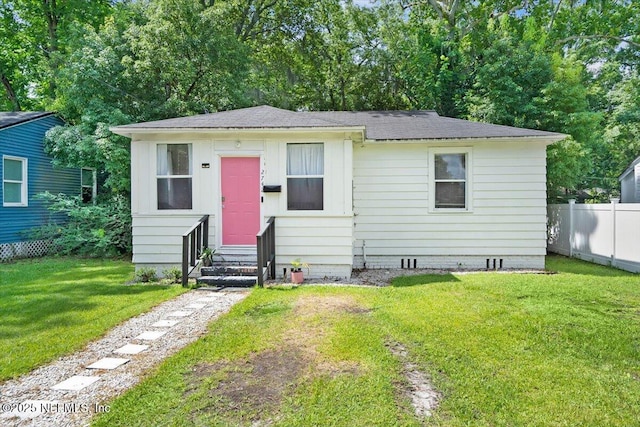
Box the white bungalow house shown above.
[111,105,566,280]
[620,155,640,203]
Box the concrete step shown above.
[211,253,257,264]
[201,265,258,277]
[196,275,257,287]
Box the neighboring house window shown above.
[81,167,97,204]
[430,148,471,211]
[3,156,28,207]
[287,143,324,210]
[157,144,192,210]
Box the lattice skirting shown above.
[0,240,52,262]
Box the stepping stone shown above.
[167,310,193,317]
[185,303,206,309]
[114,344,148,355]
[152,319,180,327]
[87,357,130,370]
[52,375,99,391]
[1,400,57,420]
[135,330,167,340]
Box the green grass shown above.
[93,256,640,426]
[0,257,186,381]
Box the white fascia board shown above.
[362,134,568,146]
[110,126,365,138]
[618,155,640,181]
[619,168,633,181]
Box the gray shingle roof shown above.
[112,105,565,140]
[0,112,53,130]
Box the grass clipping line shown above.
[185,294,440,424]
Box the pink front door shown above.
[221,157,261,245]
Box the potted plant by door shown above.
[200,247,215,267]
[290,258,308,284]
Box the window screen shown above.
[434,153,466,209]
[287,143,324,210]
[3,157,27,206]
[157,144,192,210]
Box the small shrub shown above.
[162,267,182,284]
[134,267,158,283]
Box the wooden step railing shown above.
[256,217,276,287]
[182,215,209,287]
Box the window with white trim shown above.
[157,144,192,210]
[430,149,471,211]
[3,156,28,207]
[287,143,324,210]
[81,167,97,204]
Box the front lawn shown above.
[0,257,186,381]
[94,256,640,426]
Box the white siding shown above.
[132,214,206,265]
[274,216,353,279]
[265,137,354,278]
[353,141,548,269]
[130,129,551,275]
[620,164,640,203]
[130,131,354,278]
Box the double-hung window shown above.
[430,149,471,210]
[287,143,324,210]
[157,144,192,210]
[3,156,27,207]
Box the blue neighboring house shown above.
[1,112,87,261]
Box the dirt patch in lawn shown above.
[185,294,372,424]
[387,341,441,418]
[292,293,363,316]
[188,345,307,423]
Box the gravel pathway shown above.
[0,289,248,427]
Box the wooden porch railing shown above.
[256,217,276,287]
[182,215,209,287]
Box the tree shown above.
[48,0,252,195]
[0,0,112,109]
[597,73,640,194]
[245,0,408,111]
[0,2,30,110]
[465,17,552,128]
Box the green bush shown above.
[162,267,182,284]
[31,192,132,257]
[134,267,158,283]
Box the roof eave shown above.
[110,125,366,138]
[363,134,568,145]
[0,112,55,130]
[618,155,640,181]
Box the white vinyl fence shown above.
[547,200,640,273]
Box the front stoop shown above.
[197,265,259,287]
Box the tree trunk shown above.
[1,72,21,111]
[42,0,60,95]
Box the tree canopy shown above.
[2,0,638,202]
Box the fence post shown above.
[610,197,619,268]
[568,199,576,258]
